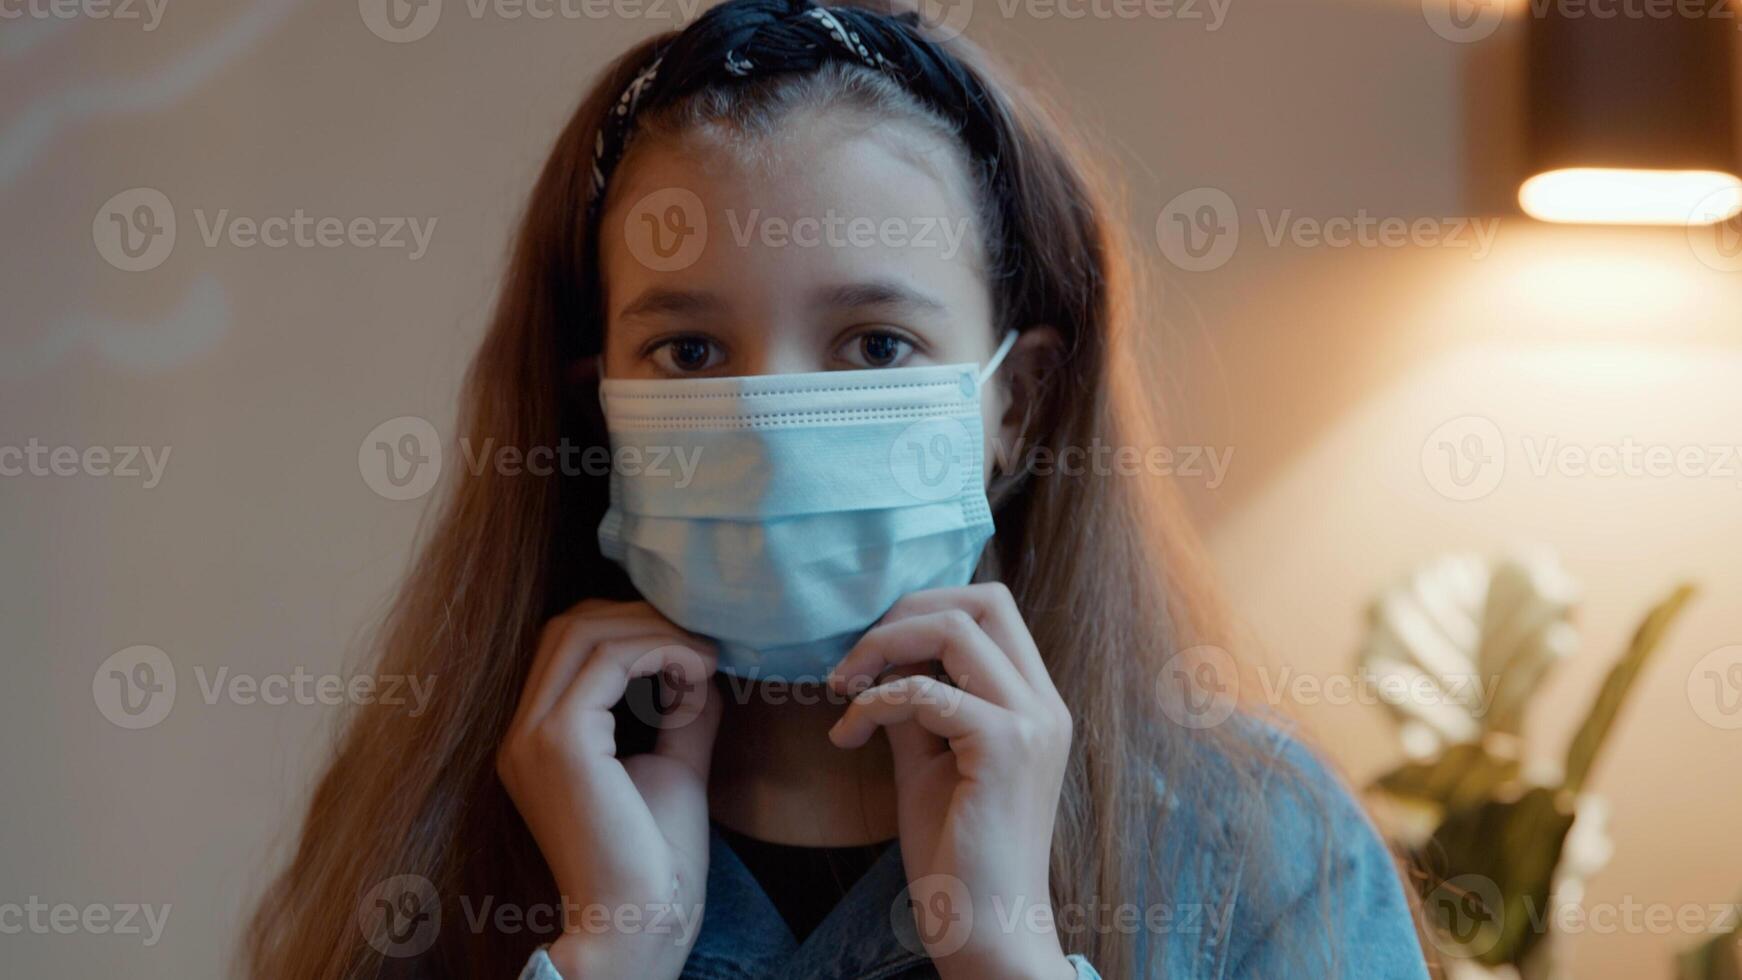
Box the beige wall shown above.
[2,0,1738,977]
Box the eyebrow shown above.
[616,288,727,323]
[614,279,949,326]
[815,279,948,314]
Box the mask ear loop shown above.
[977,329,1020,386]
[978,329,1023,493]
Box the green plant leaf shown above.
[1422,786,1576,967]
[1676,900,1742,980]
[1563,584,1697,795]
[1375,741,1522,813]
[1355,552,1578,755]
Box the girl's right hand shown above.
[498,599,720,980]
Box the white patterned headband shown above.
[587,0,1003,220]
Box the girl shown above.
[246,1,1429,977]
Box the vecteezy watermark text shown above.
[360,416,706,502]
[1156,188,1503,272]
[93,189,437,272]
[0,898,171,947]
[724,208,973,261]
[992,437,1235,489]
[0,0,166,29]
[359,0,707,44]
[1421,415,1742,502]
[0,440,170,488]
[93,646,437,730]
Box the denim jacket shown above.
[518,720,1428,979]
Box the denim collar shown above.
[682,824,928,980]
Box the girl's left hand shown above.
[827,583,1077,980]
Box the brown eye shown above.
[832,330,915,369]
[670,338,711,370]
[649,336,723,374]
[861,333,902,367]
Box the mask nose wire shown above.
[976,329,1021,386]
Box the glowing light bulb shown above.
[1517,168,1742,227]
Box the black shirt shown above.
[715,826,895,943]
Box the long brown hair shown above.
[244,4,1332,977]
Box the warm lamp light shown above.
[1519,168,1742,226]
[1521,0,1740,227]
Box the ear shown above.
[993,326,1064,464]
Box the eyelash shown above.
[839,329,916,369]
[643,329,919,375]
[644,335,724,375]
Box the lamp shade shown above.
[1521,0,1742,225]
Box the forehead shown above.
[597,112,990,319]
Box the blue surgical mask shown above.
[598,330,1019,681]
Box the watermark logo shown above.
[1688,645,1742,730]
[1424,873,1505,957]
[1422,0,1507,42]
[892,873,975,958]
[1421,415,1506,501]
[891,415,976,503]
[93,645,176,730]
[94,647,436,726]
[1688,189,1742,273]
[1157,190,1502,271]
[359,875,442,958]
[1156,187,1239,272]
[1427,0,1742,44]
[1426,420,1742,499]
[360,416,443,501]
[722,208,972,261]
[95,189,437,266]
[624,187,708,273]
[621,644,714,731]
[916,0,975,39]
[360,0,442,42]
[93,188,176,272]
[1155,644,1238,729]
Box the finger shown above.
[651,669,724,779]
[828,674,1001,748]
[866,664,948,774]
[829,610,1028,709]
[882,714,948,781]
[563,635,717,717]
[518,608,708,728]
[521,600,639,688]
[519,600,666,712]
[881,584,1054,694]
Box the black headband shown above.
[589,0,1005,217]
